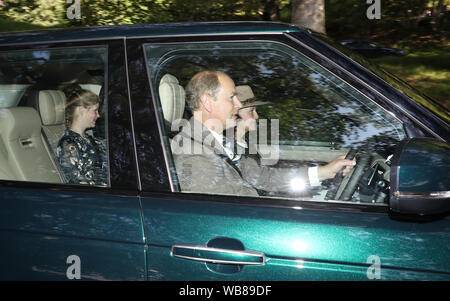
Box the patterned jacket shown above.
[56,129,107,186]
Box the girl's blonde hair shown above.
[64,88,99,127]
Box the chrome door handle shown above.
[171,244,265,265]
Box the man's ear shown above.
[200,93,212,113]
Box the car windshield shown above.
[314,34,449,124]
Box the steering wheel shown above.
[325,147,371,201]
[338,150,371,201]
[324,148,356,200]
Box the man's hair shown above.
[185,71,225,111]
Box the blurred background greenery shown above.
[0,0,448,110]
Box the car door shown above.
[127,33,450,281]
[0,38,145,280]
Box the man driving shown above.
[171,70,356,196]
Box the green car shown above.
[0,22,448,281]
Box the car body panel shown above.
[141,197,450,280]
[0,187,146,280]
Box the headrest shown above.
[0,107,42,142]
[160,74,178,85]
[38,90,66,126]
[158,74,185,123]
[0,84,30,108]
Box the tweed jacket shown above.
[170,118,310,197]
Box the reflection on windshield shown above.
[313,33,449,123]
[148,42,405,159]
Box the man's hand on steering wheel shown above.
[318,155,356,181]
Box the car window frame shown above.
[0,38,139,194]
[126,32,437,214]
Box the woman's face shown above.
[78,103,100,129]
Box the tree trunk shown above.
[291,0,326,34]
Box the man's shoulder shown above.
[172,150,221,167]
[171,131,201,155]
[171,128,224,158]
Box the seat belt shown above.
[41,129,67,183]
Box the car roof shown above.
[341,39,375,43]
[0,21,304,45]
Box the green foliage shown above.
[68,0,171,26]
[163,0,246,22]
[0,0,442,36]
[161,0,292,22]
[371,46,450,110]
[1,0,66,26]
[325,0,430,40]
[62,0,262,26]
[0,0,294,28]
[0,15,48,32]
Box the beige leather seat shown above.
[0,135,16,181]
[0,107,61,183]
[36,90,67,153]
[158,74,185,125]
[158,74,186,190]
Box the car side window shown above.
[0,46,110,187]
[144,41,406,204]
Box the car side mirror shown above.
[390,138,450,216]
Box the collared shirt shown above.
[207,128,321,186]
[208,129,246,163]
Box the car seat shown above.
[158,74,186,137]
[0,107,61,183]
[27,89,67,154]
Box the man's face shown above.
[209,74,242,130]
